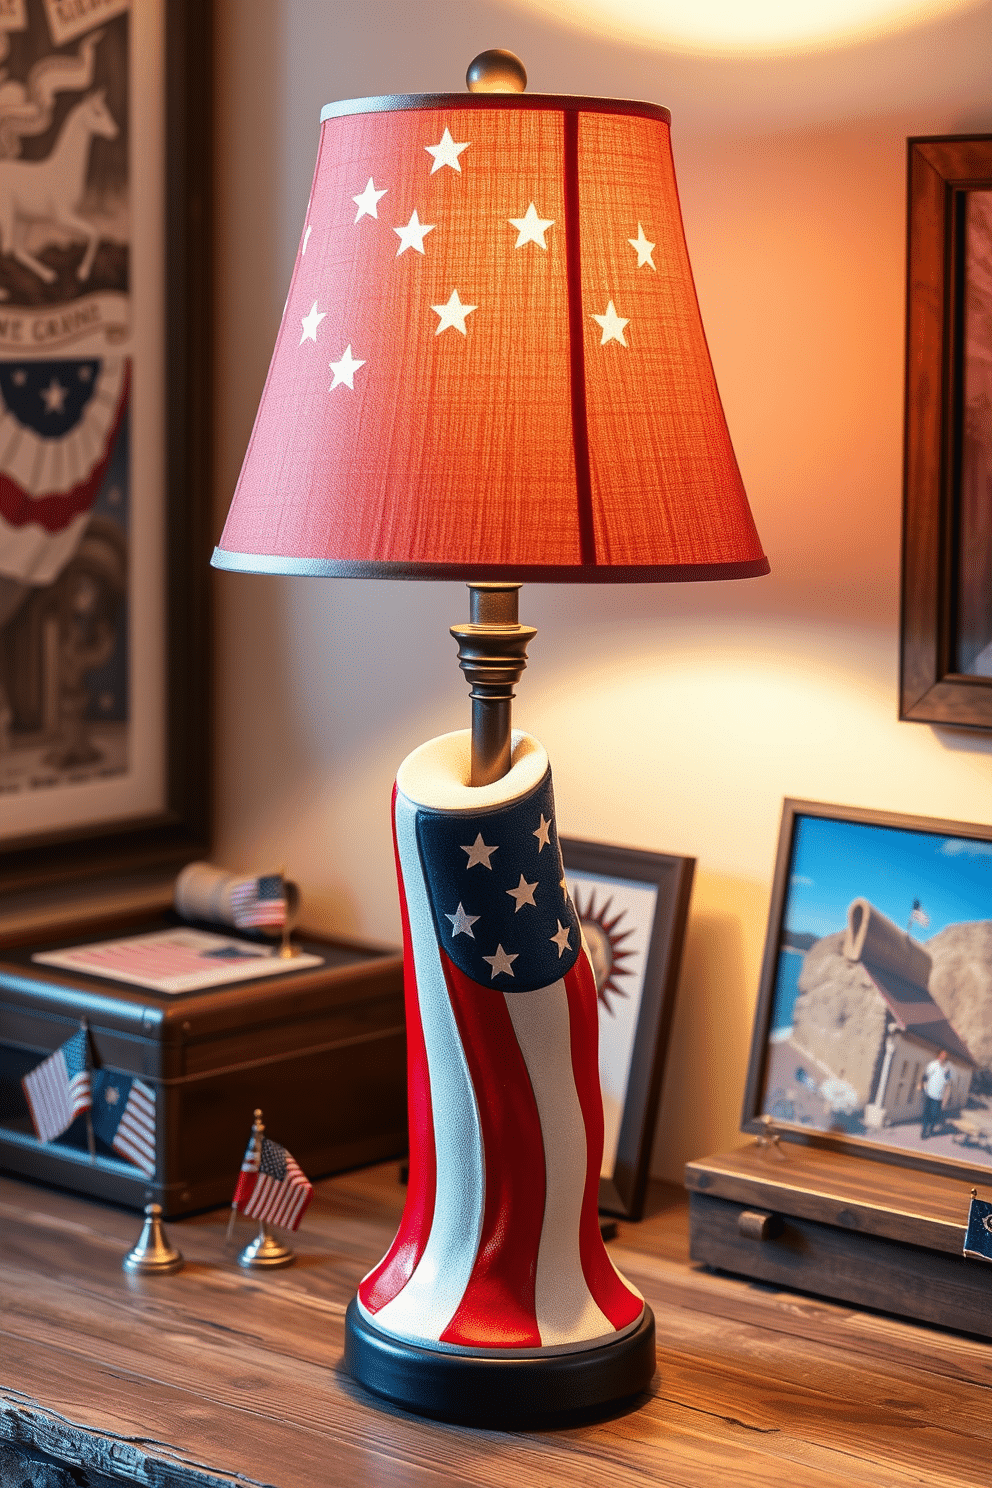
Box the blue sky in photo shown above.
[783,815,992,941]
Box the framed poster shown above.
[743,798,992,1182]
[901,134,992,729]
[0,1,212,896]
[561,836,694,1219]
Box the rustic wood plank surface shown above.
[1,1164,990,1487]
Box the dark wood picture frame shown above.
[0,3,213,899]
[560,836,694,1220]
[742,797,992,1184]
[901,134,992,729]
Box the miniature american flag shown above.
[22,1028,92,1143]
[230,873,287,931]
[91,1070,157,1177]
[233,1135,313,1232]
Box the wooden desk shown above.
[2,1163,989,1487]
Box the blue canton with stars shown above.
[0,360,100,438]
[91,1069,138,1147]
[415,769,582,993]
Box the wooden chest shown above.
[0,911,406,1216]
[685,1143,992,1338]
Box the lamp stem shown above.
[450,584,536,787]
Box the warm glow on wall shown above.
[501,0,985,54]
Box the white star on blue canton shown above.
[506,875,538,911]
[550,921,571,956]
[483,944,518,979]
[462,834,499,869]
[446,902,479,938]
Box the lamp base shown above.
[344,1300,656,1427]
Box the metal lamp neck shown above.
[450,583,536,787]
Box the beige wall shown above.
[212,0,992,1183]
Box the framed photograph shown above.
[743,798,992,1181]
[561,836,694,1219]
[0,1,212,897]
[901,134,992,729]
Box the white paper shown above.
[33,927,322,994]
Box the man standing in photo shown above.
[920,1049,952,1140]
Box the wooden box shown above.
[685,1143,992,1338]
[0,911,406,1216]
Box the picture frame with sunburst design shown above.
[561,836,695,1219]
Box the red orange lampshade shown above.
[213,91,768,583]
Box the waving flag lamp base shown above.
[344,1298,656,1427]
[343,584,654,1426]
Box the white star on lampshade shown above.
[104,1086,120,1105]
[550,921,572,956]
[299,300,326,344]
[533,815,552,851]
[394,209,435,256]
[506,875,538,911]
[425,127,470,173]
[40,378,68,414]
[628,222,656,269]
[446,902,480,938]
[483,944,518,979]
[591,301,629,347]
[461,833,499,869]
[302,224,313,254]
[329,345,365,390]
[431,289,477,336]
[508,203,554,250]
[353,177,387,221]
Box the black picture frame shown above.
[560,836,694,1220]
[0,2,213,900]
[901,133,992,729]
[742,797,992,1183]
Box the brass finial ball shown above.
[466,49,527,94]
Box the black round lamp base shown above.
[344,1299,656,1428]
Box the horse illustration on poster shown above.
[0,88,118,292]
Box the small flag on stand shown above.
[230,872,288,932]
[22,1027,92,1144]
[92,1070,157,1177]
[232,1129,313,1232]
[909,899,930,931]
[964,1191,992,1263]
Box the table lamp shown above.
[213,49,768,1426]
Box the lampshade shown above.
[213,91,768,583]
